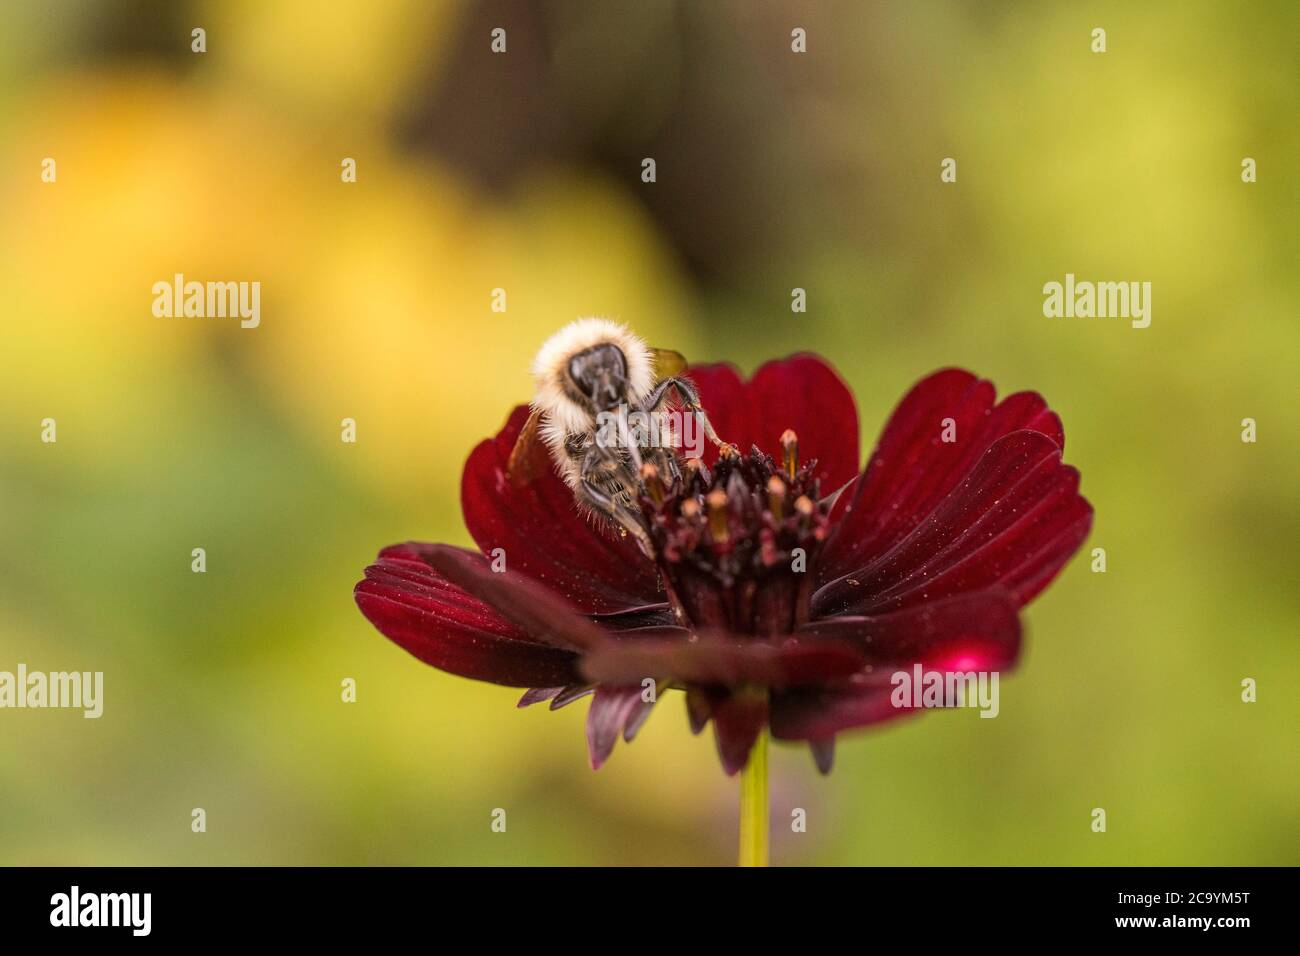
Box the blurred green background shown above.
[1,0,1296,865]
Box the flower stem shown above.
[738,729,769,867]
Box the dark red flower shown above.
[355,358,1091,775]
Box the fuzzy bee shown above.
[507,318,723,554]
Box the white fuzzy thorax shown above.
[531,318,655,484]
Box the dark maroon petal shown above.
[867,471,1091,614]
[815,430,1089,615]
[770,683,910,742]
[712,691,769,776]
[798,590,1022,670]
[355,549,582,688]
[689,355,860,493]
[550,684,596,710]
[683,363,748,454]
[586,685,655,769]
[772,592,1022,741]
[415,542,609,650]
[820,369,1066,583]
[685,686,718,735]
[578,630,867,688]
[461,405,661,614]
[809,738,836,775]
[623,688,658,741]
[517,687,562,708]
[1000,512,1093,606]
[744,355,861,493]
[590,603,676,631]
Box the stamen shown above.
[706,489,730,543]
[683,457,708,490]
[640,462,665,506]
[780,429,799,479]
[635,430,831,636]
[725,471,748,513]
[766,475,786,521]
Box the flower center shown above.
[637,430,830,636]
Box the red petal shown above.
[355,546,582,688]
[798,590,1022,669]
[772,591,1021,741]
[681,363,747,453]
[819,369,1079,596]
[685,686,720,735]
[461,405,661,614]
[688,355,860,493]
[712,691,769,776]
[869,476,1091,614]
[591,603,676,631]
[578,628,867,688]
[416,543,609,650]
[815,430,1091,615]
[770,684,907,742]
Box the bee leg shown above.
[577,477,654,558]
[641,376,725,450]
[615,406,643,472]
[648,446,681,486]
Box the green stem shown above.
[738,729,769,867]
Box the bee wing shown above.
[506,406,552,488]
[649,347,688,380]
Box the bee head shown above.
[532,319,654,438]
[565,342,628,412]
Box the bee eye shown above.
[567,344,627,405]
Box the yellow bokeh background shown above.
[1,1,1296,864]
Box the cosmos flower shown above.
[355,357,1091,775]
